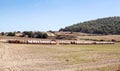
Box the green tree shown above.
[1,32,4,36]
[42,33,48,38]
[59,16,120,35]
[7,32,15,36]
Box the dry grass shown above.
[0,42,120,71]
[78,35,120,41]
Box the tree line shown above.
[0,31,48,39]
[60,16,120,35]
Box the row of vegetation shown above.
[60,16,120,35]
[79,38,117,42]
[0,31,48,39]
[1,32,15,36]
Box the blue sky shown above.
[0,0,120,32]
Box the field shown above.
[78,35,120,42]
[0,41,120,71]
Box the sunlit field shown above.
[0,42,120,71]
[78,35,120,42]
[1,0,120,71]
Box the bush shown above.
[7,32,15,36]
[42,33,48,38]
[1,32,4,36]
[111,39,116,42]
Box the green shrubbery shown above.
[60,16,120,35]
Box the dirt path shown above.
[0,42,120,71]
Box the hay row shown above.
[7,39,115,45]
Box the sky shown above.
[0,0,120,32]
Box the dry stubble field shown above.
[0,42,120,71]
[78,35,120,41]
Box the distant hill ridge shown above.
[60,16,120,35]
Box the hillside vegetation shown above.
[60,17,120,35]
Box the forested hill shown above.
[59,17,120,35]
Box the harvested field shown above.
[78,35,120,41]
[0,42,120,71]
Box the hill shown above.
[59,17,120,35]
